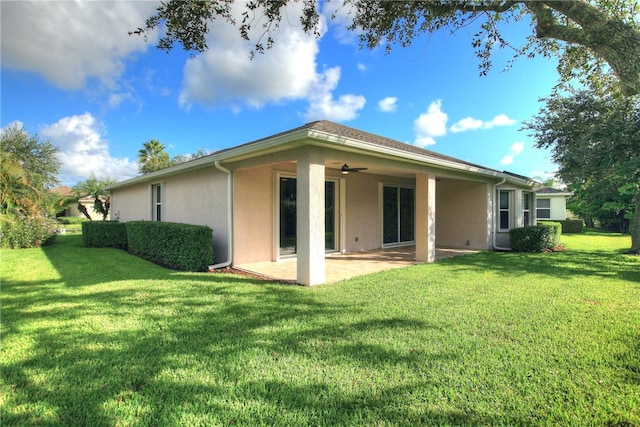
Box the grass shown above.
[1,230,639,426]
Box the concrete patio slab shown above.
[234,247,476,284]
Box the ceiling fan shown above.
[341,163,368,174]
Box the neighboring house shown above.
[534,187,573,221]
[50,186,110,220]
[108,120,538,285]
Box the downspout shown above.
[492,177,511,251]
[210,161,233,269]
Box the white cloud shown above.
[500,142,525,165]
[357,63,367,72]
[1,1,158,89]
[303,67,366,121]
[321,1,359,45]
[450,113,517,133]
[40,113,138,185]
[487,114,517,128]
[450,117,484,133]
[413,100,448,147]
[177,1,363,119]
[378,97,398,113]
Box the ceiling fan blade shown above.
[341,163,368,174]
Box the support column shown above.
[416,173,436,262]
[297,149,325,285]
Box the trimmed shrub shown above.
[0,216,58,248]
[539,219,583,234]
[560,219,584,233]
[126,221,213,272]
[82,221,128,248]
[537,221,562,236]
[510,225,560,253]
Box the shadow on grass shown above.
[2,235,523,426]
[437,248,640,284]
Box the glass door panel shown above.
[325,181,336,251]
[383,185,415,246]
[383,186,399,244]
[399,187,415,242]
[279,178,337,256]
[279,177,297,256]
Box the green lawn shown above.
[1,231,639,426]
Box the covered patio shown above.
[234,246,476,284]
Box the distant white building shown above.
[534,187,573,221]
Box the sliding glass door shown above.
[383,185,415,246]
[278,177,337,257]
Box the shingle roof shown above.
[221,120,500,173]
[535,187,571,194]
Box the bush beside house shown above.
[126,221,214,272]
[510,223,561,252]
[82,221,128,248]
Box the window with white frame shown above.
[499,190,510,231]
[536,198,551,219]
[152,183,162,221]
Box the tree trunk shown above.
[528,1,640,96]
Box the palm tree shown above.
[0,149,41,218]
[137,139,170,174]
[72,175,117,221]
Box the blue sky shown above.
[1,1,560,186]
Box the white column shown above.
[416,173,436,262]
[514,189,523,228]
[296,149,325,285]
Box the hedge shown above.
[538,219,584,234]
[560,219,584,233]
[82,221,128,248]
[510,224,560,253]
[126,221,214,272]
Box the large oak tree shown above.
[524,89,640,253]
[136,0,640,96]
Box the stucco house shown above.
[534,187,573,221]
[108,120,537,285]
[51,186,110,221]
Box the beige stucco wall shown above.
[436,179,491,250]
[110,167,231,265]
[111,182,149,222]
[343,172,381,252]
[233,166,278,264]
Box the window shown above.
[522,193,531,226]
[536,198,551,219]
[152,184,162,221]
[383,185,415,246]
[499,190,510,231]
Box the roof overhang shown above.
[107,127,535,190]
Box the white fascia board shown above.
[305,129,508,180]
[107,129,310,191]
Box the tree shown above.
[170,149,214,166]
[137,139,171,174]
[0,124,60,217]
[72,174,117,221]
[135,0,640,96]
[1,123,60,190]
[0,124,61,248]
[523,88,640,253]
